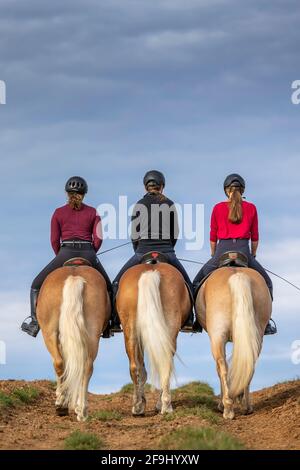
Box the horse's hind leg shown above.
[45,332,69,416]
[159,343,175,414]
[241,385,253,415]
[211,335,234,420]
[75,359,93,422]
[126,334,147,416]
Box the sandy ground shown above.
[0,379,299,450]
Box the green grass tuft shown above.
[119,383,152,394]
[159,426,244,450]
[89,410,123,422]
[12,386,40,404]
[163,405,220,424]
[64,431,104,450]
[119,383,134,394]
[173,381,216,409]
[0,391,15,409]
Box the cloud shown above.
[0,0,299,392]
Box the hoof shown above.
[223,409,235,420]
[76,414,88,422]
[132,408,145,416]
[243,406,253,415]
[55,406,69,417]
[161,404,173,414]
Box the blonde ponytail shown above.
[68,192,84,210]
[227,187,243,224]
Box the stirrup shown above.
[180,317,193,333]
[110,324,123,334]
[21,317,40,337]
[264,319,277,335]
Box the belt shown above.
[219,238,249,243]
[61,240,93,248]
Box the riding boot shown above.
[110,282,122,333]
[21,288,40,337]
[181,307,202,333]
[264,288,277,335]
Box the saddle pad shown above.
[63,257,92,267]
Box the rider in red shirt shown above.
[193,173,276,335]
[21,176,112,337]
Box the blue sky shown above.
[0,0,300,393]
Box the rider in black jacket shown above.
[111,170,201,333]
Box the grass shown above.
[119,383,152,394]
[89,410,123,422]
[173,381,216,409]
[0,391,15,409]
[64,431,104,450]
[159,426,244,450]
[0,386,40,410]
[163,405,220,425]
[12,386,40,404]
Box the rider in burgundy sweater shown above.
[21,176,112,337]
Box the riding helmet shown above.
[143,170,166,188]
[65,176,88,194]
[223,173,245,194]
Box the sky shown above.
[0,0,300,394]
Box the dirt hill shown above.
[0,379,299,450]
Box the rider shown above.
[111,170,201,333]
[192,173,277,335]
[21,176,112,337]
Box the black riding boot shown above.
[181,308,202,333]
[264,287,277,335]
[21,288,40,337]
[110,282,122,333]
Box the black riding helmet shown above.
[223,173,245,195]
[143,170,166,188]
[65,176,88,194]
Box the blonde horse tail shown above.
[59,275,89,409]
[136,270,175,388]
[228,272,261,398]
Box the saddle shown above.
[194,251,249,300]
[218,251,248,268]
[140,251,169,265]
[63,257,92,267]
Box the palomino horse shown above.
[117,262,191,415]
[37,262,110,421]
[195,267,272,419]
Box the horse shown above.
[195,266,272,419]
[116,261,191,415]
[36,261,110,421]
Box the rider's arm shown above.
[250,205,259,256]
[251,241,258,257]
[210,241,217,256]
[50,210,61,255]
[131,203,140,252]
[92,211,103,252]
[170,204,179,247]
[210,205,218,255]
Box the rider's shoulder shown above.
[213,201,227,211]
[242,200,257,211]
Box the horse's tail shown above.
[59,275,89,409]
[228,272,261,398]
[136,270,175,388]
